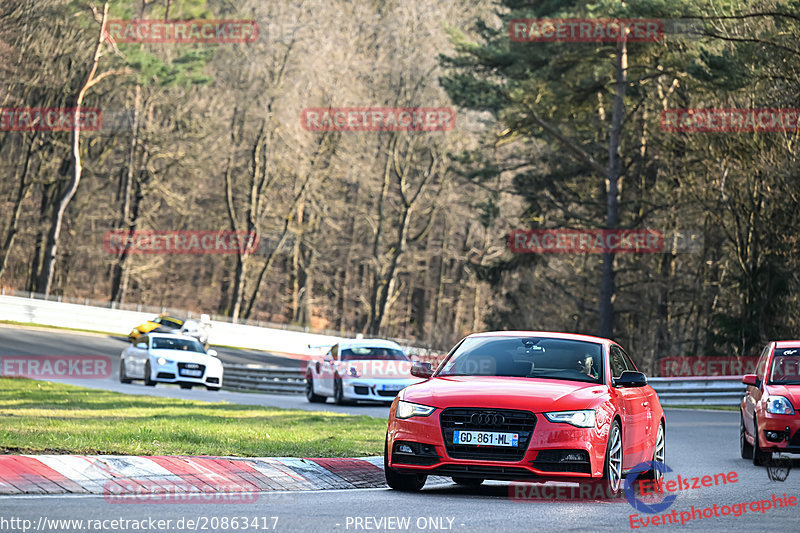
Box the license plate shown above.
[381,384,405,391]
[179,369,203,377]
[453,430,518,447]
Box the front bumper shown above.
[149,358,223,387]
[758,412,800,453]
[342,378,419,402]
[387,408,607,480]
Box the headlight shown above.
[544,410,596,428]
[396,400,435,419]
[765,396,795,415]
[156,357,172,366]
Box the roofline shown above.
[466,330,612,344]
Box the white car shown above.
[119,333,223,391]
[305,339,424,404]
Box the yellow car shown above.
[128,314,185,343]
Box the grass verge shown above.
[0,378,385,457]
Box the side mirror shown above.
[411,362,433,379]
[742,374,758,386]
[135,342,147,350]
[614,370,647,388]
[207,349,218,357]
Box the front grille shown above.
[790,429,800,447]
[177,362,205,377]
[206,377,219,384]
[353,386,369,395]
[531,449,591,473]
[156,372,175,379]
[377,390,399,397]
[440,408,536,461]
[432,464,535,480]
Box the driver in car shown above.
[578,354,599,380]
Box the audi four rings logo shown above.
[471,412,505,426]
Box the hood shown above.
[402,376,607,412]
[765,383,800,407]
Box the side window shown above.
[620,348,639,373]
[756,344,770,380]
[330,345,339,361]
[139,335,148,347]
[609,345,630,378]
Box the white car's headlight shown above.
[765,396,795,415]
[396,400,435,419]
[156,357,172,366]
[544,410,596,428]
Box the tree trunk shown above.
[40,2,110,297]
[599,36,627,338]
[0,136,34,283]
[110,85,142,303]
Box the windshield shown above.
[769,349,800,384]
[340,347,408,361]
[437,336,604,384]
[151,337,205,353]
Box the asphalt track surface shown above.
[2,326,800,532]
[0,325,390,417]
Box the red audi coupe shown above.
[740,340,800,465]
[384,331,665,493]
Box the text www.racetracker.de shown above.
[0,516,280,532]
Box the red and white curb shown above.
[0,455,387,497]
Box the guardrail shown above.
[220,366,747,406]
[0,292,443,360]
[646,376,744,406]
[222,364,306,394]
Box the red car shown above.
[384,331,665,493]
[740,341,800,465]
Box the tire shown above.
[596,419,623,497]
[740,413,754,459]
[143,361,156,387]
[180,384,192,390]
[206,386,221,391]
[333,376,347,405]
[119,360,132,384]
[452,477,484,486]
[640,421,665,480]
[306,376,326,403]
[384,437,426,491]
[752,418,771,466]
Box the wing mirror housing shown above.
[613,370,647,388]
[207,349,218,357]
[411,362,433,379]
[742,374,759,386]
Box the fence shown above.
[221,364,747,406]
